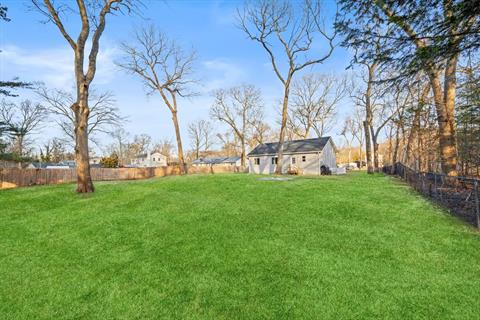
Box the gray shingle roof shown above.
[192,156,241,165]
[247,137,332,156]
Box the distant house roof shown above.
[135,152,166,159]
[29,162,53,169]
[192,156,241,165]
[59,160,76,168]
[29,161,74,169]
[247,137,334,156]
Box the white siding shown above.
[248,155,275,174]
[320,140,336,168]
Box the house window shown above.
[152,157,155,161]
[292,157,296,164]
[271,157,278,165]
[254,158,260,165]
[302,155,306,162]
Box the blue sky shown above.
[0,0,354,154]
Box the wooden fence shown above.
[0,165,240,190]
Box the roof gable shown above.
[247,137,332,156]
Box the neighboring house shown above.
[89,156,102,165]
[247,137,337,175]
[131,151,168,167]
[191,156,241,167]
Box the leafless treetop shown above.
[117,25,197,101]
[37,87,126,143]
[237,0,337,83]
[0,100,47,136]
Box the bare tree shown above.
[37,88,125,146]
[131,134,152,156]
[210,84,263,167]
[188,119,215,159]
[404,82,430,166]
[0,120,9,153]
[351,105,365,166]
[367,81,411,172]
[238,0,336,174]
[108,128,130,166]
[106,131,159,166]
[117,25,196,173]
[32,0,136,192]
[152,139,175,161]
[216,130,241,157]
[340,116,356,164]
[40,138,67,163]
[351,62,378,173]
[289,73,348,138]
[250,120,273,146]
[0,100,46,156]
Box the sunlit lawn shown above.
[1,173,479,319]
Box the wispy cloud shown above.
[200,58,248,92]
[210,1,237,27]
[0,43,120,89]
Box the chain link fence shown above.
[383,163,480,228]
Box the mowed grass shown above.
[1,173,480,319]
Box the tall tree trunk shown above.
[364,120,373,173]
[373,141,379,171]
[364,62,376,174]
[16,135,24,157]
[405,107,421,165]
[171,110,186,174]
[73,98,94,193]
[428,69,458,176]
[391,125,401,174]
[358,143,363,168]
[371,127,380,172]
[417,129,423,171]
[405,83,429,166]
[240,136,246,168]
[388,125,394,164]
[276,79,291,175]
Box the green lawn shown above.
[1,173,479,319]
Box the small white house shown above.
[247,137,337,175]
[131,151,167,167]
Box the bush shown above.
[100,153,119,168]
